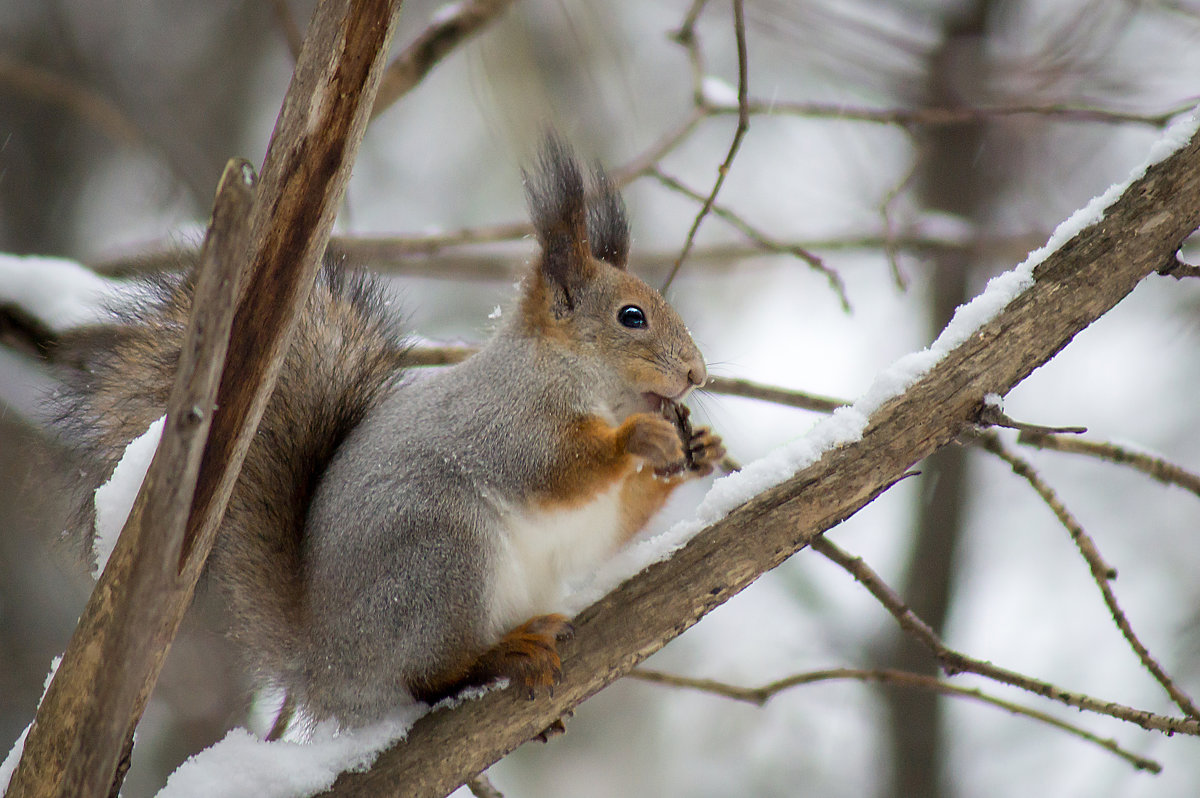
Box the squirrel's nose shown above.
[686,357,707,389]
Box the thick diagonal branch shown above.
[323,125,1200,797]
[6,2,404,796]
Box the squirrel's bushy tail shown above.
[54,261,407,683]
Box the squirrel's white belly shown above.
[487,480,626,637]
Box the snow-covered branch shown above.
[321,116,1200,797]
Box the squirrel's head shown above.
[519,134,707,419]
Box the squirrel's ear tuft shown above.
[524,133,593,312]
[587,164,629,270]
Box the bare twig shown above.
[662,0,750,293]
[1018,430,1200,501]
[878,147,923,289]
[649,168,848,308]
[371,0,518,120]
[610,107,707,187]
[628,666,1162,772]
[703,376,843,413]
[1157,251,1200,279]
[710,98,1195,129]
[812,534,1200,735]
[670,0,713,105]
[977,433,1200,719]
[396,347,846,415]
[978,404,1088,436]
[84,229,1048,281]
[0,53,145,147]
[465,773,505,798]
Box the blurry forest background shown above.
[3,0,1200,796]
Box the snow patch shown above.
[0,253,122,332]
[156,705,424,798]
[93,415,165,576]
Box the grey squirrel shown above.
[54,135,725,728]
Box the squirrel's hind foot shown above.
[469,613,575,699]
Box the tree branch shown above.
[7,159,256,798]
[370,0,517,120]
[1018,429,1200,501]
[977,432,1200,719]
[662,0,750,293]
[321,121,1200,797]
[811,535,1199,736]
[5,1,405,795]
[710,98,1193,129]
[0,54,145,148]
[628,666,1162,773]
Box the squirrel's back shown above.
[54,262,408,684]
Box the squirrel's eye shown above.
[618,305,647,329]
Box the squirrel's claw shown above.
[535,716,570,742]
[687,427,726,477]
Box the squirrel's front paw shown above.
[469,614,575,699]
[622,413,687,472]
[685,426,726,477]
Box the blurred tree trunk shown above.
[878,4,997,797]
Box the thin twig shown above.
[1157,252,1200,279]
[709,98,1195,129]
[811,534,1200,736]
[670,0,710,105]
[370,0,518,120]
[649,168,848,308]
[396,346,847,415]
[628,667,1162,773]
[87,229,1048,280]
[977,433,1200,719]
[1018,430,1200,501]
[703,376,844,413]
[465,773,505,798]
[610,107,707,187]
[878,146,923,289]
[978,404,1088,436]
[662,0,750,293]
[0,53,145,147]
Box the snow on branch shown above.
[317,110,1200,798]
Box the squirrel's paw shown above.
[472,613,575,700]
[623,413,687,472]
[685,426,726,477]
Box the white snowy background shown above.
[2,1,1200,796]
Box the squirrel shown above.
[52,134,725,729]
